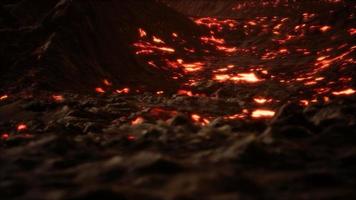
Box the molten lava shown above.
[0,95,8,101]
[17,124,28,131]
[132,117,144,125]
[251,110,275,118]
[332,89,355,96]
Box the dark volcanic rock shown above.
[0,0,206,92]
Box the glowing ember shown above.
[156,91,164,95]
[52,95,64,102]
[17,124,28,131]
[225,113,247,120]
[177,90,193,96]
[300,100,310,106]
[132,117,144,125]
[348,28,356,36]
[103,79,112,86]
[194,17,238,31]
[216,46,238,53]
[133,42,175,54]
[95,87,105,93]
[253,98,271,104]
[153,36,165,44]
[214,73,262,83]
[332,88,355,96]
[116,88,130,94]
[320,26,331,32]
[251,109,275,118]
[127,135,136,141]
[167,59,205,73]
[191,114,210,125]
[0,95,8,101]
[1,133,9,140]
[200,36,225,45]
[138,28,147,38]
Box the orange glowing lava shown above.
[214,73,262,83]
[17,124,28,131]
[0,95,8,101]
[132,117,144,125]
[191,114,210,125]
[200,36,225,45]
[320,26,331,32]
[251,109,275,118]
[95,87,105,93]
[116,88,130,94]
[167,59,205,73]
[332,88,355,96]
[253,98,271,104]
[103,79,112,86]
[52,95,64,102]
[153,36,165,44]
[138,28,147,38]
[177,90,193,96]
[1,133,9,140]
[348,28,356,36]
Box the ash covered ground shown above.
[1,0,356,199]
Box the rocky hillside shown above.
[0,0,205,93]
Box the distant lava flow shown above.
[91,0,355,124]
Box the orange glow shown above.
[216,46,238,53]
[348,28,356,36]
[226,113,246,120]
[127,135,137,141]
[320,26,331,32]
[103,79,112,86]
[133,42,175,54]
[1,133,9,140]
[251,109,275,118]
[17,124,28,131]
[191,114,201,122]
[95,87,105,93]
[214,73,262,83]
[278,48,289,54]
[191,114,210,125]
[156,91,164,95]
[0,95,8,101]
[131,117,144,125]
[324,96,330,103]
[52,95,64,102]
[332,88,355,96]
[116,88,130,94]
[153,36,165,44]
[177,90,193,96]
[253,98,271,104]
[167,59,205,73]
[138,28,147,38]
[194,17,237,31]
[181,62,204,73]
[231,73,261,83]
[300,100,310,106]
[200,36,225,45]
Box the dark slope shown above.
[0,0,205,92]
[163,0,355,18]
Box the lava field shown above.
[1,0,356,199]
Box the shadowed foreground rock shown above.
[0,0,205,92]
[0,93,356,200]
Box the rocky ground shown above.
[1,92,356,200]
[1,0,356,199]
